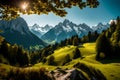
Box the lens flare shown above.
[22,2,28,10]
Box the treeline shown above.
[58,31,99,47]
[0,37,29,66]
[0,28,99,66]
[5,68,52,80]
[30,31,99,65]
[0,36,56,66]
[96,16,120,59]
[45,47,82,66]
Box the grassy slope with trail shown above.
[41,42,120,80]
[0,43,120,80]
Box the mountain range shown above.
[0,17,110,48]
[0,17,46,49]
[30,19,109,43]
[41,19,93,42]
[29,24,53,38]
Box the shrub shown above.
[63,54,71,65]
[47,55,55,65]
[6,68,52,80]
[73,47,81,59]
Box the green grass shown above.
[0,42,120,80]
[47,46,76,65]
[45,42,120,80]
[33,63,56,70]
[79,43,96,56]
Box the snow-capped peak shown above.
[63,19,71,25]
[92,22,109,33]
[43,24,53,31]
[97,22,104,26]
[31,23,40,29]
[63,19,70,23]
[41,19,93,42]
[30,24,53,37]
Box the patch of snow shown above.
[62,25,72,32]
[73,26,79,34]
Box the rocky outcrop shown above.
[48,63,106,80]
[49,68,88,80]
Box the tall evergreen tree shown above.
[73,47,81,59]
[73,36,79,46]
[88,31,92,42]
[47,55,55,65]
[63,54,71,65]
[96,33,111,59]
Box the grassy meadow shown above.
[0,42,120,80]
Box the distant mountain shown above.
[92,22,109,33]
[30,24,53,38]
[41,19,93,42]
[0,17,47,49]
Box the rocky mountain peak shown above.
[97,22,104,26]
[0,17,46,48]
[0,17,30,35]
[92,22,109,33]
[63,19,70,23]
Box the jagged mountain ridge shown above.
[41,19,93,42]
[29,19,110,43]
[92,22,109,33]
[0,17,47,49]
[30,24,53,38]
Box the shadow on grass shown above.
[73,62,106,80]
[98,58,120,64]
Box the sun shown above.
[21,2,28,10]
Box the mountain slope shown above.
[92,22,109,33]
[0,17,46,49]
[30,24,53,38]
[41,19,93,42]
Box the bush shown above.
[73,47,81,59]
[62,54,71,65]
[6,68,52,80]
[47,55,55,65]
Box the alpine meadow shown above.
[0,0,120,80]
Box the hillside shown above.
[1,18,120,79]
[33,43,120,80]
[0,17,47,49]
[1,42,119,80]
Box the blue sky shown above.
[21,0,120,27]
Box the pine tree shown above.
[73,47,81,59]
[88,31,92,42]
[73,36,78,46]
[96,33,111,59]
[63,54,71,65]
[47,55,55,65]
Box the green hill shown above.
[0,42,120,80]
[33,43,120,80]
